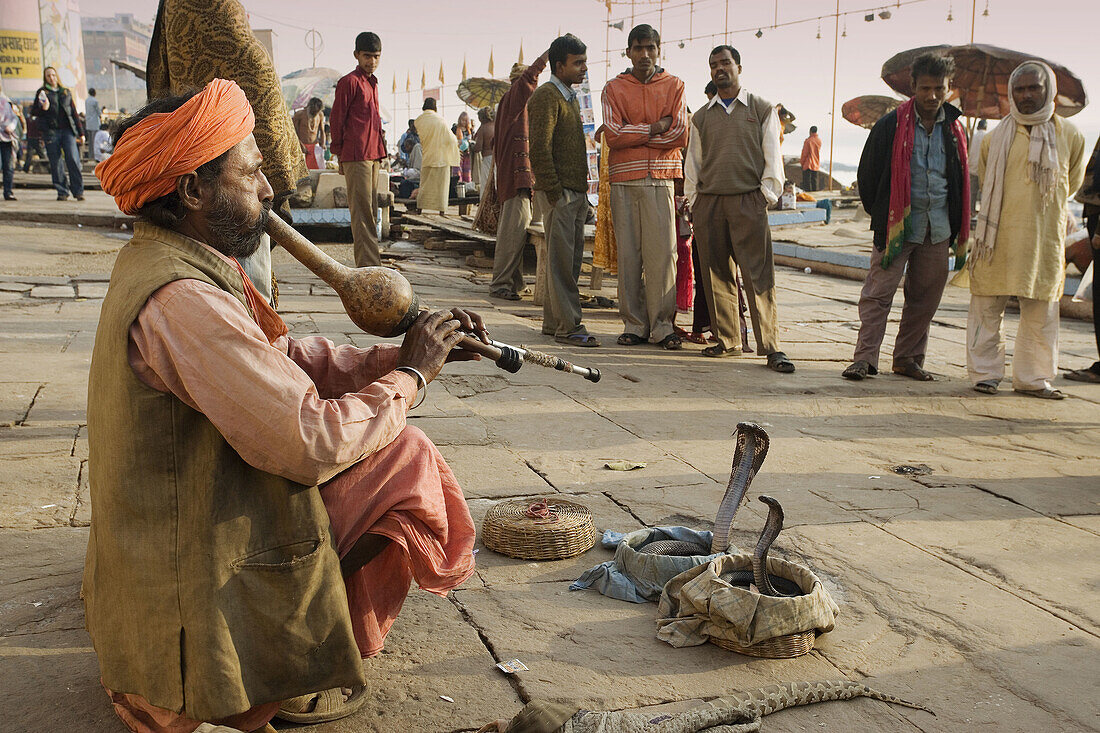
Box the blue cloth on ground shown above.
[570,527,727,603]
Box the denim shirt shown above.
[550,74,577,102]
[909,106,951,244]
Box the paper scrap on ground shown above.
[496,659,529,674]
[605,460,646,471]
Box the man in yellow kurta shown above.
[414,97,460,213]
[967,61,1086,399]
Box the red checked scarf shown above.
[883,98,970,268]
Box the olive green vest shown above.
[691,92,774,196]
[83,223,364,720]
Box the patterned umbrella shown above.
[881,44,1087,119]
[457,77,511,109]
[842,95,902,129]
[281,67,342,110]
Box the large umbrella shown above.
[281,67,342,110]
[881,43,1087,119]
[457,77,510,109]
[842,95,902,129]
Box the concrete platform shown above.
[0,214,1097,732]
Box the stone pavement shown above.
[0,214,1097,733]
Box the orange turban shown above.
[96,78,255,215]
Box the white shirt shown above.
[684,88,784,208]
[94,129,113,162]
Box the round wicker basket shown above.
[709,630,817,658]
[481,499,596,560]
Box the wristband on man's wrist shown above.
[395,366,427,409]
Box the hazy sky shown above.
[82,0,1097,179]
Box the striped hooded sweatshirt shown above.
[600,68,688,182]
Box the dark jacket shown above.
[857,102,966,249]
[494,53,548,201]
[31,85,83,137]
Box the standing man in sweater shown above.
[684,46,793,371]
[490,51,549,301]
[601,24,688,350]
[331,31,388,267]
[528,34,599,347]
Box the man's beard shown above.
[205,192,271,259]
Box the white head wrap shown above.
[971,61,1060,262]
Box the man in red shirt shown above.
[331,32,387,266]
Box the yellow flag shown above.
[518,41,524,64]
[488,47,494,77]
[438,61,445,85]
[406,72,411,92]
[392,73,397,94]
[421,66,426,89]
[462,56,467,81]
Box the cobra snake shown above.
[637,424,800,597]
[638,422,769,557]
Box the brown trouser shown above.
[693,191,781,354]
[853,236,950,369]
[344,159,381,267]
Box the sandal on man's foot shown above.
[277,685,368,723]
[842,360,878,380]
[1065,366,1100,383]
[684,332,709,344]
[556,332,601,347]
[893,359,934,381]
[657,333,682,350]
[1014,387,1065,400]
[489,288,521,301]
[701,344,742,358]
[616,332,645,346]
[973,380,999,394]
[766,352,795,373]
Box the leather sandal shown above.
[842,360,878,380]
[701,344,742,358]
[277,684,368,724]
[973,380,999,394]
[616,332,645,346]
[657,333,682,350]
[892,359,934,381]
[1014,387,1065,400]
[766,352,795,373]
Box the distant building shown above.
[82,13,152,112]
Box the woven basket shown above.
[709,630,817,658]
[482,499,596,560]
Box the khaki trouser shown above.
[693,191,781,354]
[853,235,950,369]
[344,159,381,267]
[491,193,531,294]
[536,189,588,337]
[967,294,1059,391]
[611,180,677,343]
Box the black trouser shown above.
[802,169,818,191]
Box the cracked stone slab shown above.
[75,283,108,299]
[438,445,551,499]
[22,379,87,427]
[0,383,39,426]
[785,521,1100,731]
[454,584,921,732]
[0,454,82,528]
[408,415,489,446]
[293,591,523,733]
[28,285,75,299]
